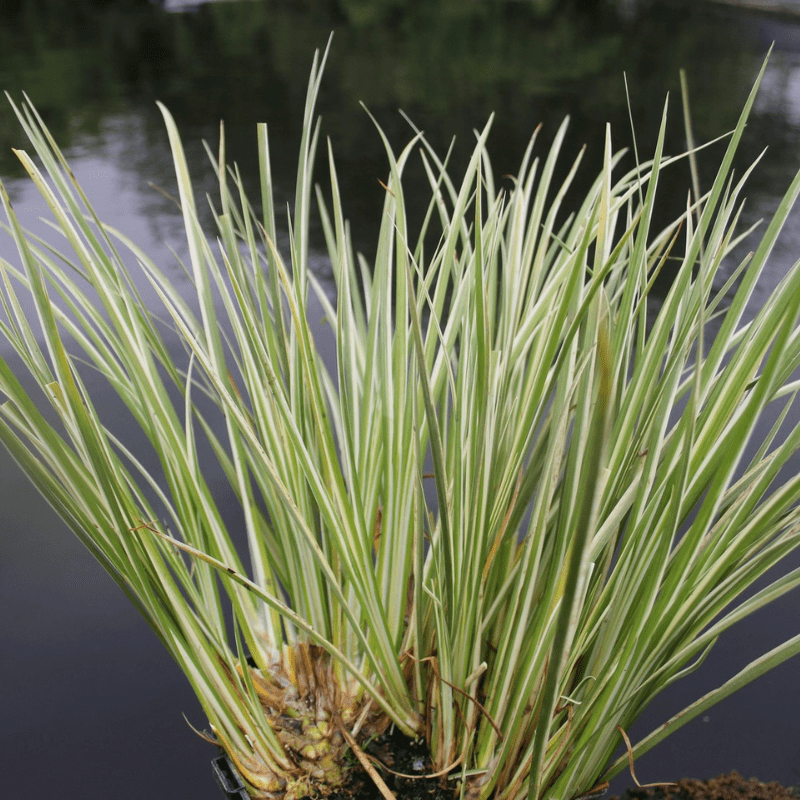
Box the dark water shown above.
[1,1,800,797]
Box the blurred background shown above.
[1,0,800,797]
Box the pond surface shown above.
[1,1,800,798]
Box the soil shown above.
[331,727,454,800]
[610,773,800,800]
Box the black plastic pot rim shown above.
[212,750,250,800]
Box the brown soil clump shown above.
[611,772,800,800]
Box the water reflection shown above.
[1,2,800,799]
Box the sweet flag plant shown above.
[2,43,800,800]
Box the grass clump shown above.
[2,42,800,800]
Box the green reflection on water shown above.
[0,0,760,175]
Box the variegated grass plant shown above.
[3,44,800,800]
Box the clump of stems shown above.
[2,43,800,800]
